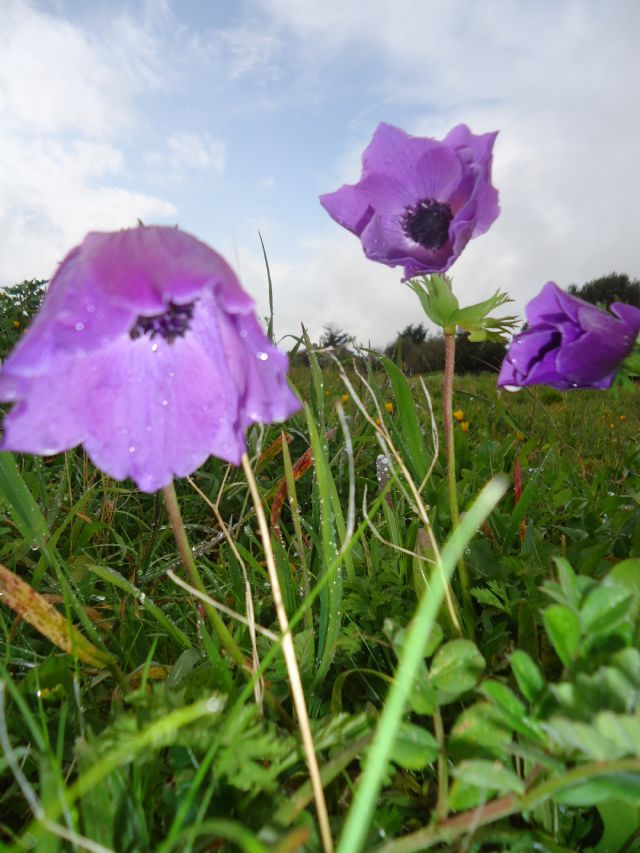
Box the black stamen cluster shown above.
[129,301,196,344]
[403,198,453,250]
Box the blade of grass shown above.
[258,231,275,344]
[0,452,51,555]
[305,405,342,686]
[85,562,192,650]
[0,562,114,669]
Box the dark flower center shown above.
[403,198,453,250]
[129,301,196,344]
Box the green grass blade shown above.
[379,355,430,481]
[0,452,50,551]
[305,404,342,685]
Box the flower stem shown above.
[443,332,474,636]
[162,482,246,672]
[241,453,334,853]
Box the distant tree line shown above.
[567,272,640,308]
[2,273,638,374]
[291,272,640,375]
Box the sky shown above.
[1,0,639,349]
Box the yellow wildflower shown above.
[384,401,394,413]
[515,431,526,441]
[341,393,350,403]
[12,320,20,328]
[453,409,464,421]
[460,421,470,433]
[619,414,627,421]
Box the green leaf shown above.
[554,557,580,608]
[408,664,438,715]
[452,759,525,795]
[594,798,640,853]
[543,604,580,667]
[390,722,439,770]
[595,712,640,757]
[608,559,640,598]
[448,778,493,811]
[554,773,640,806]
[449,702,514,762]
[480,680,526,718]
[544,717,618,760]
[510,650,546,704]
[379,355,430,481]
[480,681,546,744]
[430,639,485,703]
[580,581,634,638]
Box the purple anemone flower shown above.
[498,282,640,391]
[0,226,300,492]
[320,122,500,279]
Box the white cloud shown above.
[145,131,226,174]
[0,1,176,285]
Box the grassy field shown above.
[1,359,639,852]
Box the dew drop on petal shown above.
[168,371,175,378]
[162,400,168,407]
[87,304,95,313]
[239,329,248,338]
[151,343,159,352]
[129,446,136,453]
[75,322,85,331]
[257,351,269,361]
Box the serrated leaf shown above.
[595,712,640,757]
[544,717,618,760]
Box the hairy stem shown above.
[443,332,474,636]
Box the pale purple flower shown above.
[0,227,300,492]
[320,123,499,279]
[498,282,640,390]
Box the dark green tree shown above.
[567,272,640,309]
[0,279,47,361]
[319,323,352,349]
